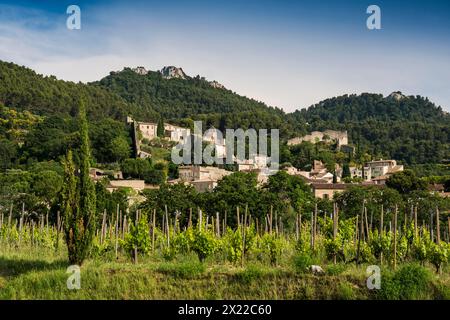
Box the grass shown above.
[0,246,449,300]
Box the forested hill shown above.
[0,61,157,121]
[93,67,293,134]
[289,93,450,164]
[0,60,449,165]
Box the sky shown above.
[0,0,449,112]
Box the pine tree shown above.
[61,100,97,265]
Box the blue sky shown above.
[0,0,449,112]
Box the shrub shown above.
[294,253,313,273]
[324,238,341,261]
[162,231,190,261]
[378,264,431,300]
[189,227,219,262]
[261,233,284,265]
[121,213,151,257]
[370,230,391,261]
[357,241,374,264]
[326,263,347,276]
[428,243,448,274]
[223,225,257,264]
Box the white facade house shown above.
[135,120,190,143]
[350,160,404,183]
[164,123,191,143]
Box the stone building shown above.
[312,183,348,200]
[288,130,348,147]
[175,165,232,192]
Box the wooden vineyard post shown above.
[0,210,3,245]
[242,210,247,266]
[152,209,156,252]
[295,213,299,241]
[31,220,34,247]
[393,205,398,270]
[165,206,170,247]
[274,211,279,236]
[119,210,123,238]
[333,202,338,265]
[7,204,13,243]
[187,208,192,229]
[269,206,273,234]
[299,214,302,238]
[216,212,220,237]
[122,215,127,239]
[314,204,318,245]
[364,207,370,241]
[100,209,106,245]
[18,203,24,247]
[174,211,179,235]
[236,207,240,230]
[133,210,139,264]
[115,204,119,259]
[55,211,60,250]
[223,210,227,235]
[356,200,365,265]
[436,207,440,245]
[414,205,418,238]
[380,204,384,264]
[310,206,315,251]
[244,204,248,233]
[448,217,450,243]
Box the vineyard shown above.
[1,102,449,300]
[1,201,449,299]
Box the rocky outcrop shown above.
[387,91,407,101]
[209,80,225,89]
[160,66,187,79]
[132,66,148,75]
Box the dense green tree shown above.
[60,101,97,265]
[0,138,17,171]
[140,183,198,225]
[110,136,131,162]
[386,170,427,195]
[32,170,63,208]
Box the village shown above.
[88,118,450,204]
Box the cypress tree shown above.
[157,116,165,138]
[61,100,97,265]
[342,163,351,178]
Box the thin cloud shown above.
[0,3,448,112]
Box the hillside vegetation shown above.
[0,60,449,165]
[290,93,450,164]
